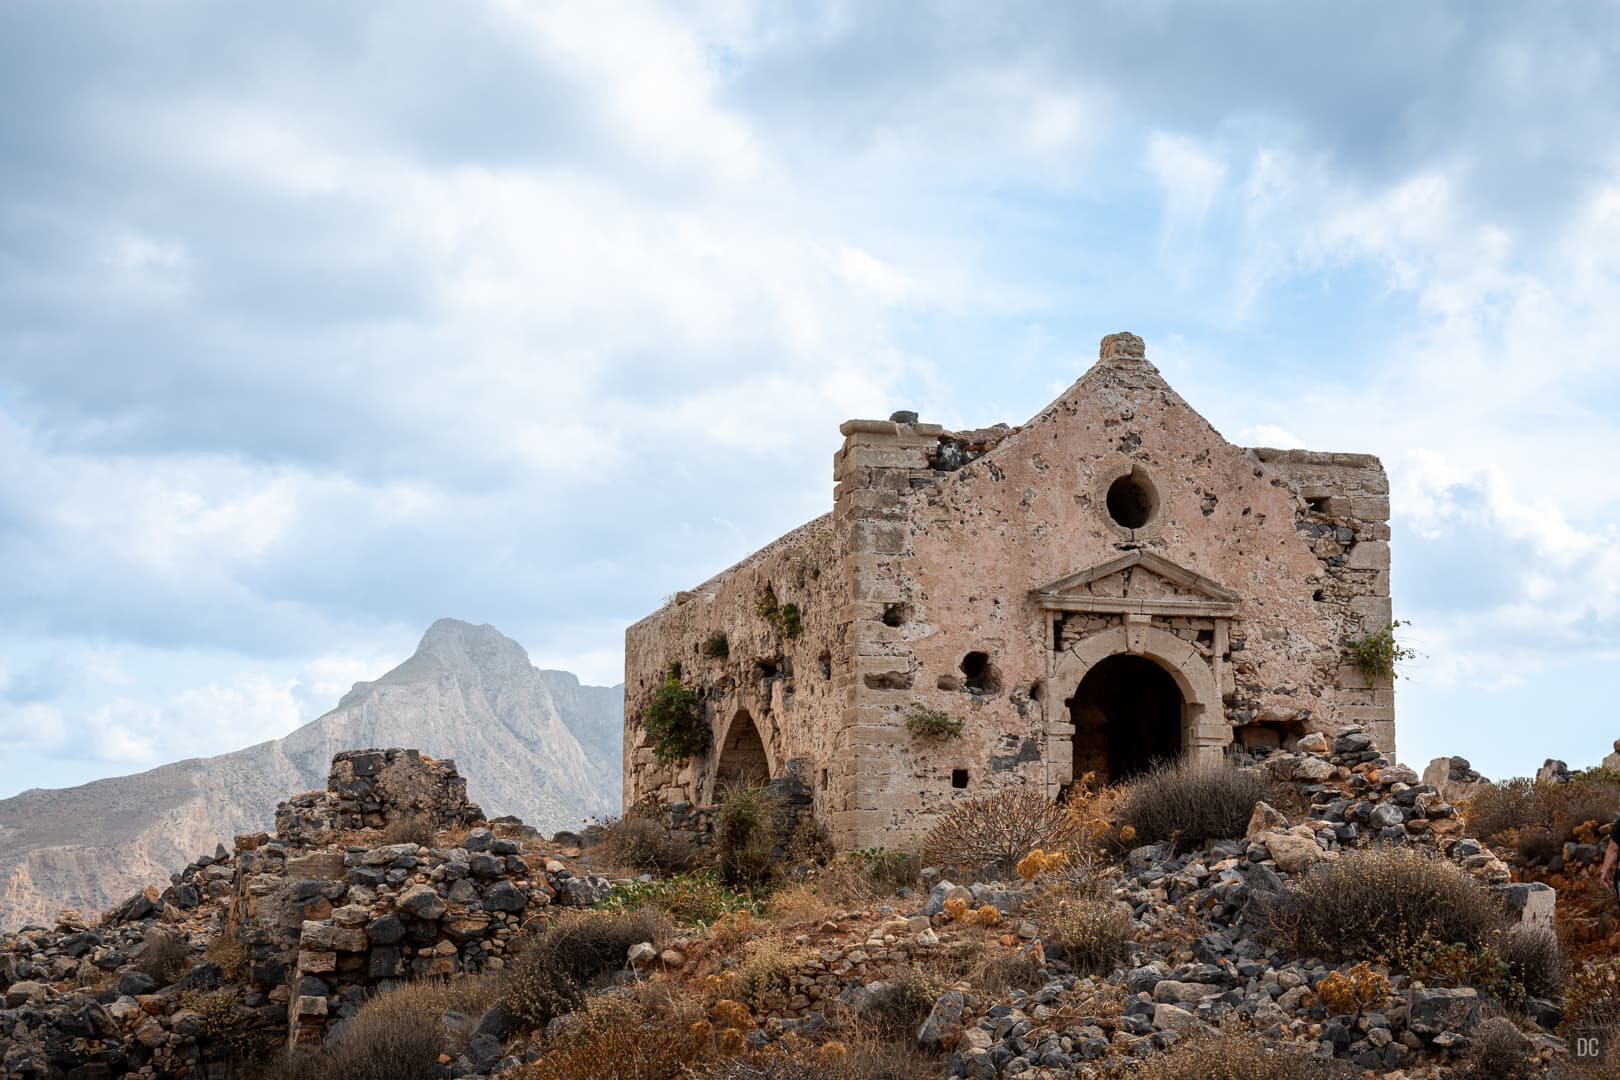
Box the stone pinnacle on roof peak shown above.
[1100,332,1146,360]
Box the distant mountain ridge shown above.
[0,619,622,931]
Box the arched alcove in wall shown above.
[714,709,771,792]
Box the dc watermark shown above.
[1572,1028,1611,1061]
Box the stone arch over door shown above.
[1038,623,1227,798]
[704,708,774,804]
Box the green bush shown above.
[596,872,758,929]
[1271,846,1507,963]
[504,909,664,1029]
[703,632,730,659]
[642,667,708,765]
[1345,619,1415,680]
[1405,939,1525,1008]
[717,784,779,889]
[904,704,962,740]
[1118,758,1266,847]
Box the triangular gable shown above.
[1029,550,1240,617]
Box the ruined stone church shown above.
[624,333,1394,850]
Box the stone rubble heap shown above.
[0,749,613,1080]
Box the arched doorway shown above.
[1069,654,1183,783]
[715,710,770,790]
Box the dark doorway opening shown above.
[1069,655,1183,783]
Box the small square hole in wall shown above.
[951,768,969,789]
[819,768,828,791]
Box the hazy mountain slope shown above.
[0,619,622,931]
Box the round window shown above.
[1105,469,1159,530]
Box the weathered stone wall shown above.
[623,516,851,814]
[1251,448,1395,752]
[625,333,1396,851]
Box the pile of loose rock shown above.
[0,749,615,1079]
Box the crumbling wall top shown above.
[273,748,484,846]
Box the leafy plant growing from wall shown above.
[1345,619,1416,680]
[642,666,708,765]
[702,632,730,659]
[755,584,803,640]
[905,703,963,740]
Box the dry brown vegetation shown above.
[503,908,666,1028]
[1467,773,1620,855]
[923,786,1080,875]
[380,814,436,848]
[135,927,191,984]
[1117,758,1266,848]
[267,977,501,1080]
[1264,845,1507,963]
[1151,1030,1351,1079]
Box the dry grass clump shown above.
[1025,873,1132,977]
[204,934,248,983]
[1268,845,1506,963]
[964,947,1049,998]
[718,784,781,889]
[1453,1016,1541,1080]
[689,1027,937,1080]
[1117,758,1266,848]
[381,814,436,848]
[276,978,500,1080]
[180,986,273,1062]
[504,909,665,1029]
[601,812,701,875]
[720,937,816,1012]
[923,786,1080,875]
[1467,773,1620,851]
[506,983,712,1080]
[1499,924,1567,1001]
[1151,1031,1350,1079]
[861,965,947,1041]
[135,927,191,985]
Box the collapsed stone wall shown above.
[232,749,610,1050]
[273,748,484,846]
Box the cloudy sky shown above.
[3,1,1618,796]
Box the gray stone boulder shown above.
[1407,986,1480,1038]
[917,989,966,1050]
[395,883,447,920]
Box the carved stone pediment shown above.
[1029,550,1240,617]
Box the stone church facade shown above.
[623,333,1394,850]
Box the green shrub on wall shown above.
[755,585,803,640]
[642,667,708,765]
[1345,619,1416,680]
[904,703,963,740]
